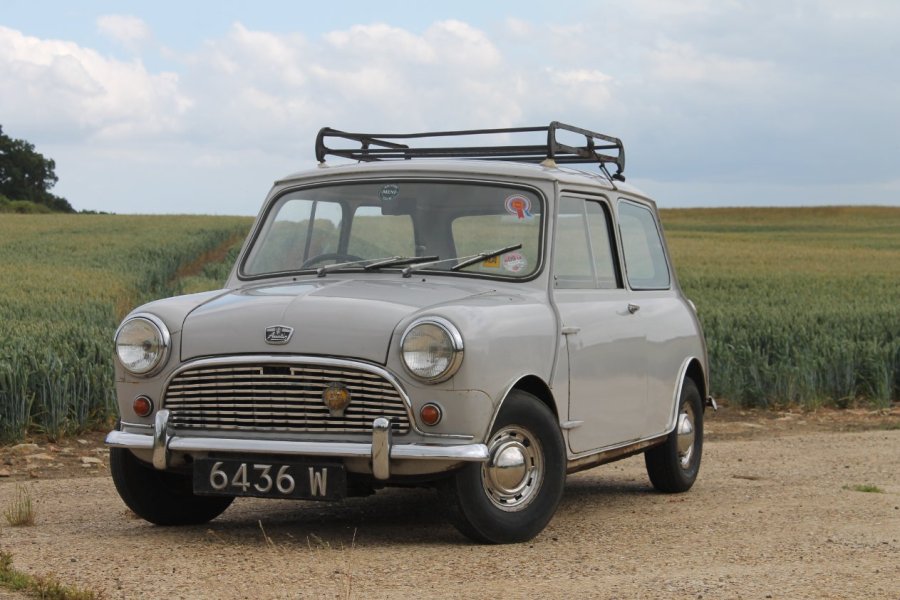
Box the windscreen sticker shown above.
[482,256,501,268]
[504,194,534,220]
[379,184,400,202]
[502,252,528,273]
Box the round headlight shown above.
[401,317,464,383]
[115,315,170,376]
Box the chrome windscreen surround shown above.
[161,355,415,436]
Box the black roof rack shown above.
[314,121,626,181]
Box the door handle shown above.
[627,303,640,314]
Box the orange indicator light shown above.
[133,396,153,417]
[420,403,442,426]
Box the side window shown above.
[554,197,620,289]
[244,199,343,274]
[618,201,670,290]
[585,201,618,289]
[553,197,595,288]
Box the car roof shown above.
[274,159,654,203]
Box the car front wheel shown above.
[110,447,233,525]
[447,390,565,544]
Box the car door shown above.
[616,199,683,435]
[552,196,648,453]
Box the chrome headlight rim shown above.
[114,313,171,377]
[400,316,464,384]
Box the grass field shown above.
[0,214,252,441]
[662,206,900,408]
[0,207,897,442]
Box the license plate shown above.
[193,457,345,501]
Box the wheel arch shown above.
[486,375,560,439]
[667,357,708,433]
[684,358,707,405]
[512,375,559,418]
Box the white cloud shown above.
[324,23,436,63]
[173,20,515,149]
[424,20,502,69]
[96,15,152,52]
[546,68,615,110]
[3,3,899,213]
[647,41,777,88]
[0,26,190,142]
[504,17,532,37]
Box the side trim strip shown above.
[566,434,667,474]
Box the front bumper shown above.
[105,409,489,481]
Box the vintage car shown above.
[106,122,713,544]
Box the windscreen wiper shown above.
[364,255,439,271]
[402,243,522,278]
[450,243,522,271]
[316,257,383,277]
[317,255,439,277]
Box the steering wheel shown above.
[300,253,365,269]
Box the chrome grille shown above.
[164,363,410,434]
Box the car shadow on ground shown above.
[116,475,660,548]
[115,487,467,547]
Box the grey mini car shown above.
[107,122,712,543]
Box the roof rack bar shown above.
[315,122,625,180]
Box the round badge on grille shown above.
[322,383,352,417]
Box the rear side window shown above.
[617,201,670,290]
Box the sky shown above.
[1,0,898,214]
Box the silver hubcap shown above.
[482,426,544,511]
[676,404,696,469]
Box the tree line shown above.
[0,125,74,213]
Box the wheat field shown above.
[0,214,251,441]
[0,207,897,442]
[662,206,900,408]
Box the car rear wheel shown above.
[644,377,703,493]
[446,390,565,544]
[110,447,233,525]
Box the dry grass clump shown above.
[3,485,35,527]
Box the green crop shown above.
[0,214,251,441]
[661,206,900,409]
[1,206,897,443]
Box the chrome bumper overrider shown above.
[105,409,489,481]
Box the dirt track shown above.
[1,411,898,599]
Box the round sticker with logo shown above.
[504,194,534,220]
[380,184,400,203]
[502,251,528,274]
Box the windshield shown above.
[241,181,543,279]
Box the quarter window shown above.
[586,201,618,289]
[553,197,620,289]
[617,201,670,290]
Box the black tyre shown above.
[110,448,233,525]
[447,390,565,544]
[645,377,703,493]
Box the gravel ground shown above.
[0,409,898,599]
